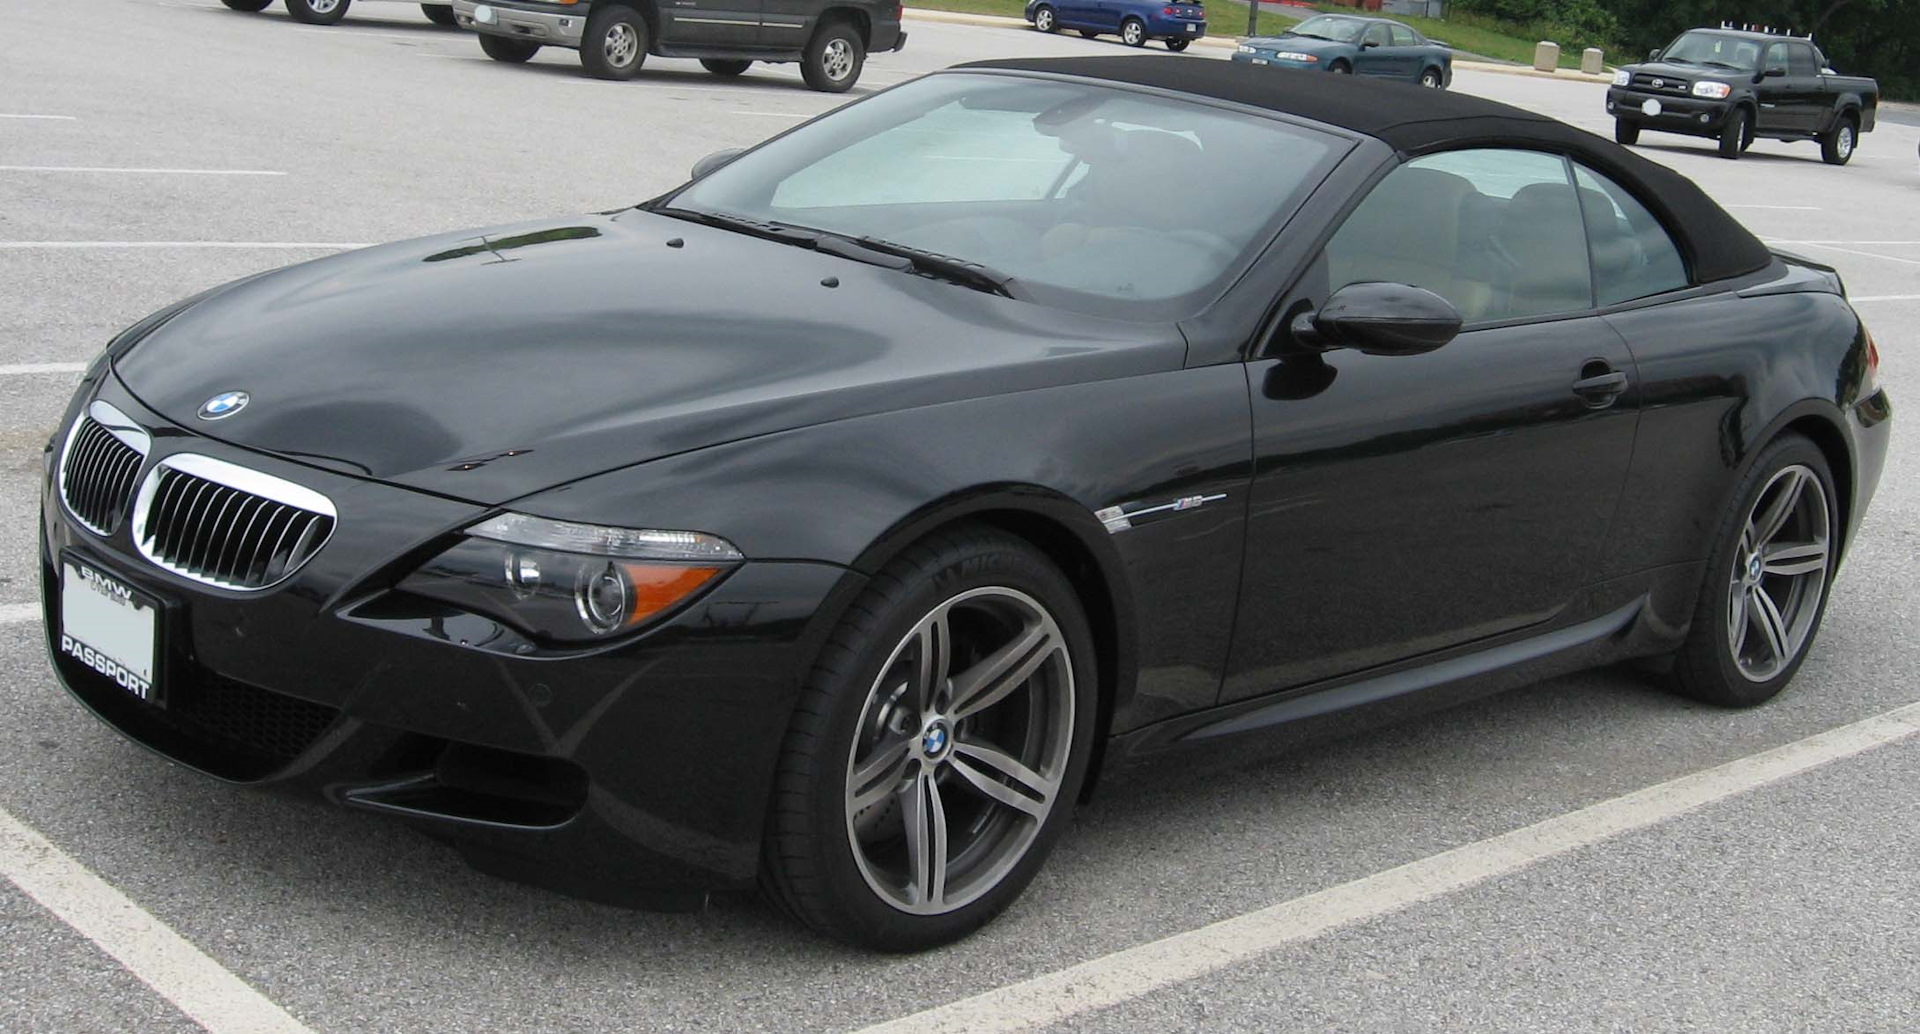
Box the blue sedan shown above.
[1026,0,1207,51]
[1233,14,1452,88]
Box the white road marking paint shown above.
[1791,242,1920,267]
[0,165,286,176]
[1725,204,1823,210]
[1851,294,1920,303]
[0,241,369,250]
[0,113,76,120]
[0,362,87,375]
[855,701,1920,1034]
[732,110,813,118]
[0,603,42,625]
[1,807,318,1034]
[1766,240,1920,246]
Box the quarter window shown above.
[1324,149,1593,322]
[1571,165,1690,305]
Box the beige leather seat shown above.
[1326,167,1491,318]
[1488,183,1592,318]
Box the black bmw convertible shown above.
[43,58,1890,950]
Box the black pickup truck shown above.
[1607,27,1877,165]
[452,0,905,91]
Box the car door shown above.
[1785,42,1826,131]
[1222,148,1641,702]
[1754,42,1802,132]
[1384,22,1423,80]
[1354,21,1394,76]
[662,0,763,47]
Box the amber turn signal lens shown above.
[618,564,724,627]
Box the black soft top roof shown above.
[956,56,1773,284]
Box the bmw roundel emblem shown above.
[198,391,250,421]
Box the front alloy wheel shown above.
[285,0,350,24]
[581,6,648,80]
[1032,4,1056,33]
[761,526,1096,949]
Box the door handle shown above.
[1572,364,1629,407]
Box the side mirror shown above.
[1360,40,1378,49]
[690,148,746,180]
[1648,48,1661,61]
[1290,282,1461,356]
[1761,66,1787,78]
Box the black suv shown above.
[452,0,905,91]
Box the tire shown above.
[1120,17,1146,47]
[581,4,648,80]
[421,3,456,26]
[1031,4,1056,33]
[1078,29,1097,38]
[478,32,540,62]
[284,0,350,25]
[1670,434,1838,708]
[1166,37,1189,52]
[1718,107,1752,159]
[1328,60,1352,74]
[801,20,864,93]
[759,525,1098,951]
[701,58,751,77]
[220,0,273,11]
[1419,66,1442,88]
[1821,114,1858,166]
[1614,119,1640,146]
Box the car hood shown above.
[115,210,1182,505]
[1244,35,1354,54]
[1624,60,1740,81]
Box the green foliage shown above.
[1446,0,1622,55]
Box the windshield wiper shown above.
[1701,60,1746,70]
[1289,32,1334,41]
[651,206,823,248]
[846,236,1020,298]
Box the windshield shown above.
[1661,31,1763,71]
[664,73,1343,318]
[1288,16,1367,42]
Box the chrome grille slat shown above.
[132,453,336,592]
[57,402,152,536]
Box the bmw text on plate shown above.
[41,58,1891,951]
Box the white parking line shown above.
[1852,294,1920,303]
[1792,242,1920,267]
[0,113,76,120]
[855,701,1920,1034]
[733,110,813,118]
[0,166,286,176]
[0,362,87,375]
[1,807,317,1034]
[0,241,369,250]
[0,603,41,625]
[1726,204,1823,210]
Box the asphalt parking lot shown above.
[4,1,1919,1031]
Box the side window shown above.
[1788,43,1818,76]
[1363,23,1390,47]
[1763,43,1791,75]
[1571,165,1690,305]
[1323,149,1592,323]
[1389,24,1416,47]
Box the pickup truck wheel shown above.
[581,4,648,80]
[801,21,864,93]
[1718,107,1751,160]
[1614,120,1640,145]
[220,0,273,11]
[1120,17,1146,47]
[1821,115,1858,166]
[1031,4,1056,32]
[285,0,350,25]
[479,32,540,62]
[701,58,751,77]
[421,3,456,25]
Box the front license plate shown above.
[1253,57,1268,64]
[1642,99,1663,117]
[59,559,161,707]
[473,3,496,24]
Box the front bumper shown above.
[1607,87,1733,134]
[452,0,585,47]
[41,371,859,904]
[1232,51,1320,71]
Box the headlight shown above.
[1692,80,1731,99]
[1276,51,1318,63]
[1237,44,1255,53]
[398,513,743,643]
[1612,69,1631,86]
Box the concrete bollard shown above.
[1533,41,1560,72]
[1581,47,1605,75]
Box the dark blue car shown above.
[1025,0,1206,51]
[1233,13,1452,88]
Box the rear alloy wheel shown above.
[802,21,864,92]
[1821,114,1858,166]
[1614,119,1640,145]
[1672,434,1837,707]
[1121,17,1146,47]
[478,33,540,62]
[421,3,457,26]
[285,0,350,25]
[1419,66,1443,88]
[1719,107,1752,159]
[220,0,274,11]
[701,58,752,77]
[1166,37,1189,52]
[581,4,647,80]
[760,526,1097,950]
[1032,4,1056,33]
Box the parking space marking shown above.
[0,241,369,250]
[0,362,86,375]
[0,604,40,625]
[854,701,1920,1034]
[1791,243,1920,267]
[733,110,814,118]
[1,806,318,1034]
[1851,294,1920,303]
[0,166,287,176]
[1726,204,1823,211]
[0,113,77,121]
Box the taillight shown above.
[1164,5,1176,12]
